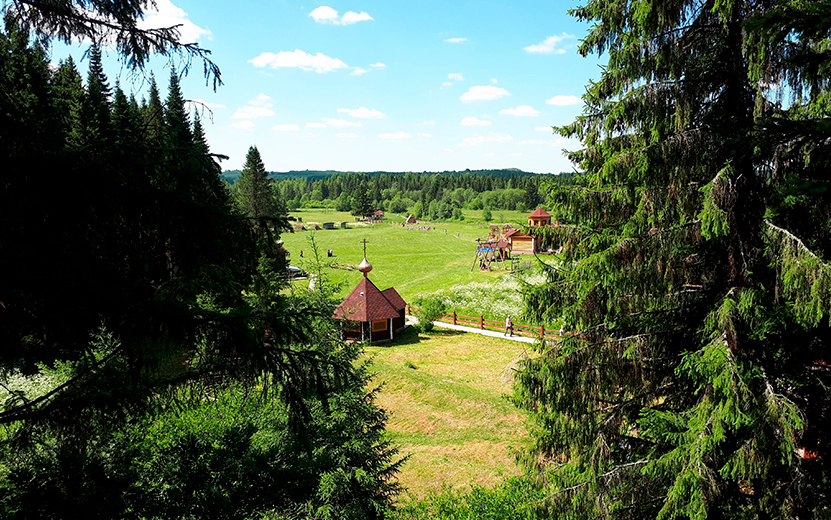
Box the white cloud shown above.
[309,6,339,22]
[187,98,225,109]
[306,122,328,128]
[535,126,553,132]
[138,0,209,43]
[378,131,411,139]
[460,85,511,102]
[273,124,299,131]
[310,6,373,25]
[250,93,273,106]
[491,78,498,84]
[511,153,523,156]
[335,132,360,138]
[546,95,582,106]
[351,67,369,76]
[232,120,255,130]
[323,118,361,127]
[421,120,436,126]
[232,106,275,119]
[500,105,541,117]
[418,133,433,138]
[460,116,491,127]
[524,33,575,54]
[448,73,464,81]
[337,107,386,119]
[249,50,348,73]
[306,133,321,138]
[444,37,467,43]
[370,62,386,68]
[442,81,453,87]
[342,11,373,24]
[460,132,514,146]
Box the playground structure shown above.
[470,208,557,271]
[471,224,518,271]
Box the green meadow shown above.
[285,208,540,497]
[281,208,532,302]
[365,327,532,498]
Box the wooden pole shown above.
[453,310,457,325]
[480,315,484,330]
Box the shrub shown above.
[387,478,544,520]
[413,296,447,332]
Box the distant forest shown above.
[223,169,577,220]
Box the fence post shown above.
[541,325,545,336]
[480,315,484,330]
[453,310,457,325]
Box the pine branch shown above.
[0,343,125,424]
[766,220,827,263]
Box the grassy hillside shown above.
[365,327,531,497]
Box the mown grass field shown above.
[364,327,533,498]
[281,209,532,302]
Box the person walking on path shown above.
[504,315,513,337]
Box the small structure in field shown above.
[293,224,305,231]
[322,222,335,230]
[333,241,407,343]
[340,222,348,229]
[528,207,552,227]
[507,207,553,255]
[404,214,417,225]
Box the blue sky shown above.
[57,1,604,173]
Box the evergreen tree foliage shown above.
[1,0,222,88]
[0,22,401,517]
[516,2,831,518]
[236,145,282,223]
[350,183,374,217]
[80,44,111,149]
[51,55,84,147]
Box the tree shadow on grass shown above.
[379,325,467,347]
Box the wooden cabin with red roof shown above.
[333,256,407,343]
[507,207,553,254]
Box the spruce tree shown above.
[80,44,111,150]
[51,56,85,148]
[515,2,831,518]
[237,145,280,222]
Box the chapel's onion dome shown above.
[358,256,373,275]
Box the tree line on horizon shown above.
[226,170,580,220]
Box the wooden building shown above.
[507,208,553,254]
[333,257,406,343]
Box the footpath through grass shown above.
[364,326,532,498]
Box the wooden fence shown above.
[407,305,565,341]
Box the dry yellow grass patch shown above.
[365,328,532,497]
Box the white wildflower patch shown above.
[416,272,548,320]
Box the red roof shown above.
[333,277,404,322]
[528,207,551,219]
[505,229,520,237]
